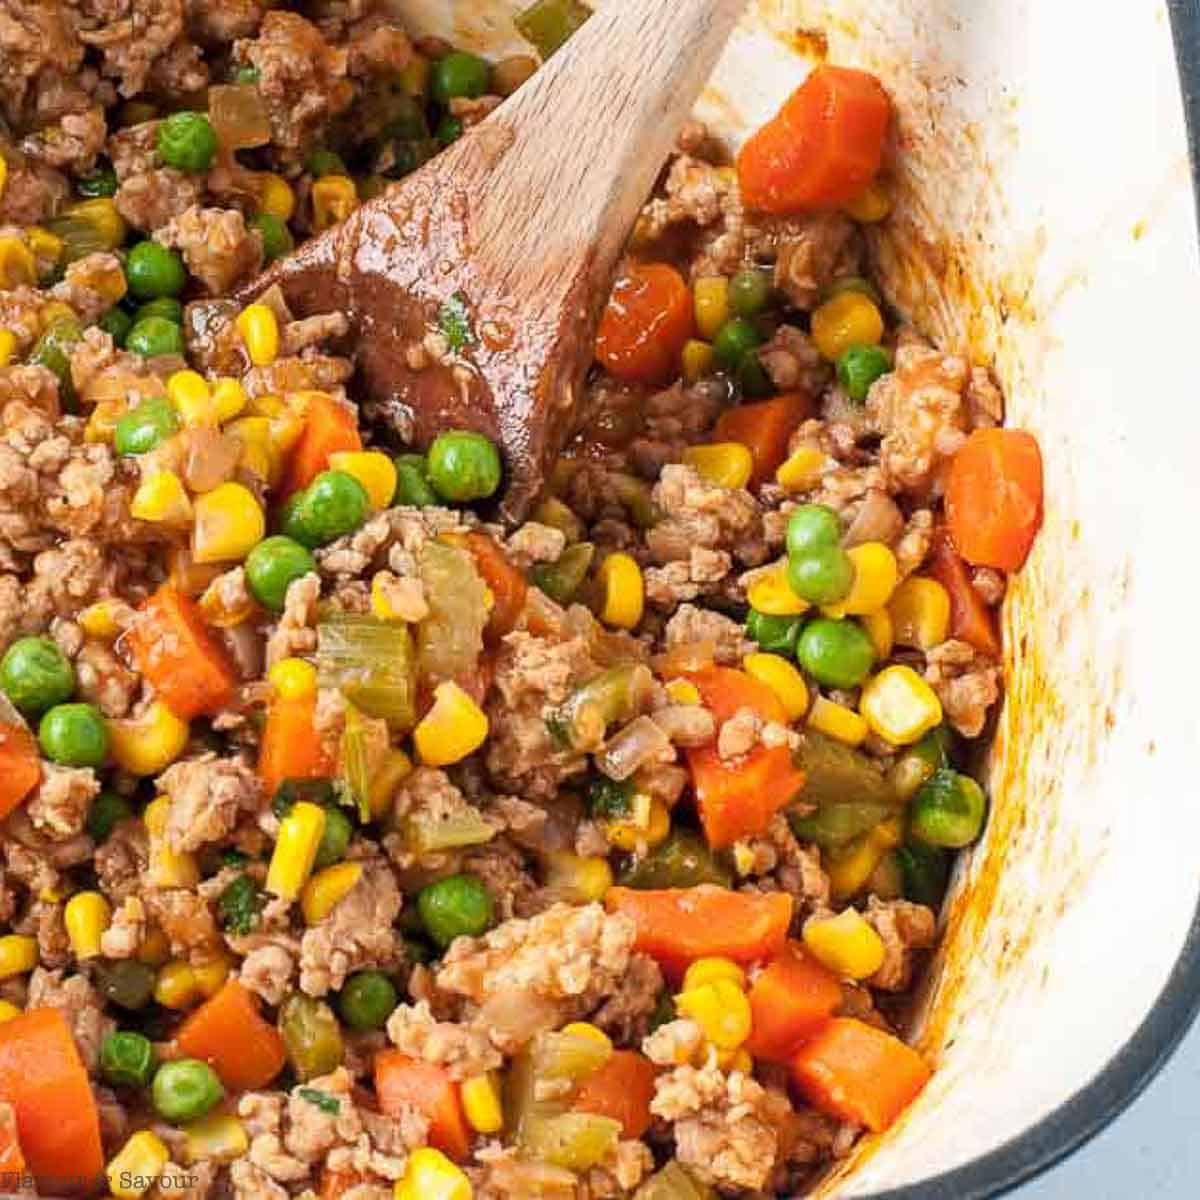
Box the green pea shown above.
[288,470,370,547]
[392,453,438,507]
[245,536,316,612]
[125,241,186,300]
[431,51,491,104]
[796,618,875,689]
[712,316,762,371]
[95,959,155,1010]
[87,791,134,843]
[250,212,294,264]
[381,138,435,180]
[337,970,398,1031]
[787,544,854,605]
[785,504,842,559]
[134,297,184,325]
[125,315,184,358]
[435,114,464,147]
[728,268,772,317]
[114,395,180,456]
[910,769,987,849]
[305,148,348,177]
[417,874,494,948]
[313,805,353,870]
[156,111,218,173]
[895,840,951,907]
[836,345,891,403]
[100,1030,155,1088]
[745,610,803,657]
[38,702,109,767]
[233,65,261,84]
[76,164,118,200]
[426,431,502,502]
[279,994,344,1082]
[152,1058,224,1122]
[736,350,774,398]
[0,636,75,715]
[97,305,133,347]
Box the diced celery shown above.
[635,1161,717,1200]
[790,801,893,849]
[417,540,488,682]
[794,730,894,810]
[519,1112,621,1170]
[546,664,655,752]
[404,805,497,853]
[618,829,732,889]
[316,613,416,729]
[338,701,387,821]
[531,542,594,605]
[505,1029,613,1141]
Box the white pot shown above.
[401,0,1200,1192]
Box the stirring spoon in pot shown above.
[237,0,747,521]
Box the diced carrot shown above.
[596,262,694,384]
[126,585,236,720]
[374,1051,471,1161]
[926,529,1001,657]
[0,1102,23,1175]
[790,1017,931,1133]
[0,1008,102,1190]
[684,665,787,726]
[281,392,363,498]
[573,1050,657,1139]
[175,979,286,1091]
[258,692,333,799]
[606,885,793,980]
[737,66,892,213]
[449,531,528,638]
[745,942,843,1061]
[317,1168,367,1200]
[945,427,1043,571]
[712,394,813,487]
[0,724,40,821]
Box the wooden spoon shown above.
[238,0,746,521]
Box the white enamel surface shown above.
[399,0,1200,1190]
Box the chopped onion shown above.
[208,84,271,151]
[595,714,673,781]
[652,639,716,676]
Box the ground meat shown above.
[461,839,540,921]
[265,572,319,667]
[229,1159,289,1200]
[159,752,261,853]
[298,860,402,996]
[664,603,752,664]
[717,707,761,761]
[972,566,1007,606]
[965,366,1004,428]
[0,156,70,226]
[238,943,296,1006]
[74,636,139,717]
[116,168,204,232]
[590,952,664,1045]
[26,967,114,1071]
[283,1069,363,1163]
[155,206,263,295]
[637,154,743,278]
[894,508,934,579]
[368,569,427,623]
[385,767,500,873]
[143,888,221,963]
[651,704,716,748]
[75,0,200,100]
[94,817,148,903]
[759,324,832,397]
[746,210,860,310]
[22,105,107,175]
[504,522,565,568]
[923,638,1001,737]
[280,312,350,357]
[626,377,728,478]
[744,815,831,917]
[100,895,145,959]
[242,353,353,399]
[26,764,98,839]
[643,1018,706,1067]
[185,0,267,43]
[863,897,937,991]
[385,1000,501,1080]
[0,1,83,125]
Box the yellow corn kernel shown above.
[211,376,249,423]
[802,908,885,980]
[192,481,266,564]
[371,573,402,621]
[742,652,809,720]
[746,560,809,617]
[144,796,200,887]
[775,445,826,493]
[680,337,715,383]
[0,936,38,980]
[257,173,296,221]
[137,927,171,966]
[826,834,887,901]
[861,607,894,660]
[822,542,899,618]
[460,1072,503,1135]
[543,851,613,903]
[369,747,413,819]
[64,891,111,961]
[683,957,746,993]
[312,174,359,233]
[414,681,489,767]
[596,551,644,630]
[267,800,328,900]
[193,952,232,998]
[66,197,126,250]
[269,656,318,701]
[859,665,943,746]
[664,678,701,706]
[562,1022,614,1052]
[605,797,669,852]
[693,275,730,340]
[0,236,36,288]
[810,290,884,361]
[155,959,199,1009]
[85,396,128,444]
[182,1113,248,1165]
[0,329,15,367]
[71,253,127,303]
[675,978,752,1050]
[168,370,217,427]
[888,576,951,650]
[682,442,754,490]
[394,1147,472,1200]
[236,303,279,367]
[0,155,6,201]
[108,1131,170,1200]
[328,450,397,511]
[301,861,363,925]
[26,225,64,269]
[109,700,190,776]
[842,177,892,223]
[226,415,279,484]
[807,694,868,747]
[0,1001,21,1024]
[78,599,122,640]
[716,1046,754,1075]
[131,469,193,526]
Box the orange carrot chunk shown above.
[926,528,1001,658]
[596,262,694,385]
[712,394,813,487]
[790,1017,931,1133]
[282,392,363,498]
[574,1050,657,1139]
[175,980,286,1091]
[737,66,892,213]
[606,885,793,980]
[451,531,528,638]
[374,1051,471,1161]
[745,942,844,1061]
[0,1008,102,1189]
[946,427,1043,571]
[0,724,41,821]
[126,585,237,720]
[258,692,333,798]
